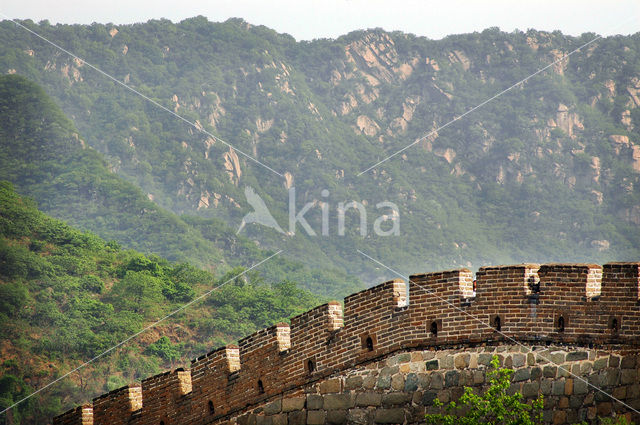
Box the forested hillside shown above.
[0,74,362,298]
[0,181,324,423]
[1,18,638,282]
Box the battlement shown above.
[54,261,640,425]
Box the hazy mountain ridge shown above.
[1,18,639,282]
[0,74,362,298]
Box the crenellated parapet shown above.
[53,261,640,425]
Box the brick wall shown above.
[53,262,640,425]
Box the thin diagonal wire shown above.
[0,250,283,415]
[0,14,284,178]
[357,17,638,176]
[356,249,640,415]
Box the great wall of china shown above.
[54,262,640,425]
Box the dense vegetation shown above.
[0,181,324,424]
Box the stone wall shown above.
[53,262,640,425]
[230,345,640,425]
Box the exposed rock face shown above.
[632,145,640,172]
[356,115,380,136]
[549,49,568,74]
[448,50,470,70]
[627,78,640,107]
[223,148,241,185]
[590,239,610,251]
[284,171,294,189]
[433,148,456,164]
[555,103,583,138]
[256,117,274,133]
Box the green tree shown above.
[109,270,164,317]
[425,355,543,425]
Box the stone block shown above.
[565,379,573,395]
[397,353,411,363]
[306,411,325,425]
[429,373,443,390]
[381,393,411,407]
[288,411,306,425]
[272,414,287,425]
[621,369,637,385]
[609,356,620,368]
[282,397,305,412]
[374,408,405,424]
[549,351,565,364]
[512,368,530,382]
[326,409,347,425]
[355,393,381,407]
[522,381,540,398]
[441,355,454,369]
[345,376,363,390]
[306,395,323,410]
[421,391,438,406]
[257,416,273,425]
[363,375,376,389]
[264,400,282,415]
[347,409,369,425]
[323,394,351,410]
[570,395,585,408]
[444,371,459,387]
[593,357,608,371]
[425,360,439,371]
[391,374,405,391]
[512,354,526,368]
[552,410,566,424]
[621,355,637,369]
[404,373,419,392]
[455,354,470,369]
[552,380,565,396]
[478,353,493,366]
[557,365,571,378]
[377,374,391,389]
[319,379,341,394]
[530,367,542,380]
[566,351,588,362]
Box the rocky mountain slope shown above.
[0,74,361,298]
[1,18,639,281]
